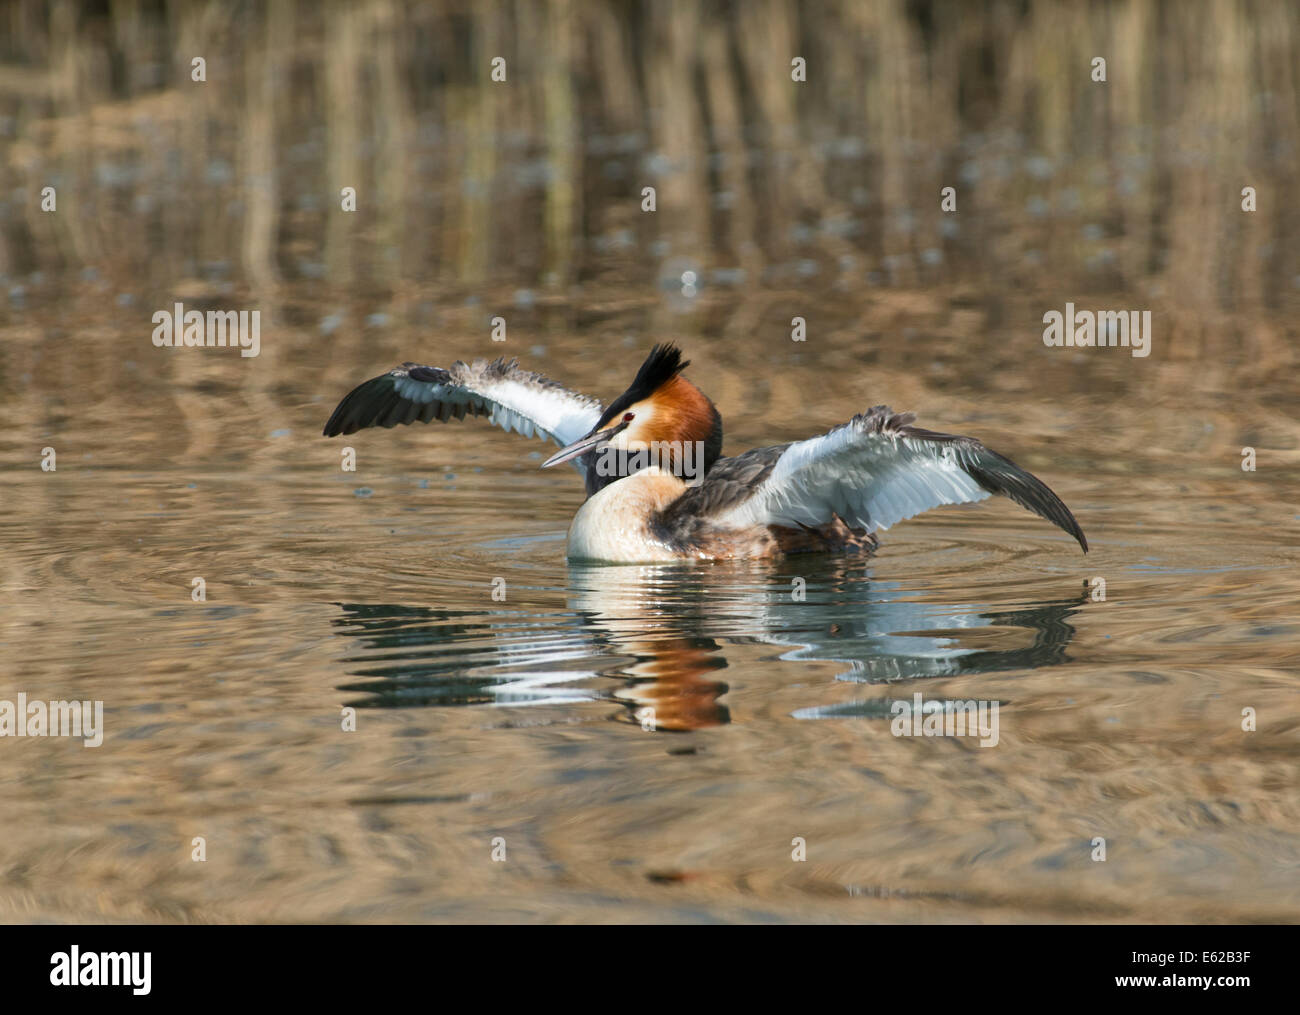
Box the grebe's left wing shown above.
[693,406,1087,551]
[323,357,603,474]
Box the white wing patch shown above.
[721,418,990,533]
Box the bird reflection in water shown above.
[331,562,1084,732]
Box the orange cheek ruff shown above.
[644,376,717,452]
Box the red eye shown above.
[623,412,635,422]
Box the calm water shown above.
[1,1,1298,923]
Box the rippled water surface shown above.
[1,1,1298,923]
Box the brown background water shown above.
[0,0,1297,923]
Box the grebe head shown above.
[541,344,723,487]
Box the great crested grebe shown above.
[323,344,1087,563]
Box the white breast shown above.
[566,467,687,563]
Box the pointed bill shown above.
[540,426,619,469]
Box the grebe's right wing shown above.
[323,357,604,476]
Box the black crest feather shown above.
[629,343,688,398]
[595,343,690,428]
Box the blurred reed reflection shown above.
[331,562,1085,731]
[1,0,1296,347]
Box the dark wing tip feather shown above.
[322,364,443,437]
[965,444,1088,553]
